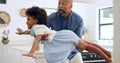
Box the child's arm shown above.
[86,43,112,63]
[16,28,30,35]
[22,35,42,58]
[77,40,112,63]
[85,41,111,58]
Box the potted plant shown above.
[82,27,88,35]
[2,29,9,44]
[82,26,88,39]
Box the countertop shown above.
[0,35,44,53]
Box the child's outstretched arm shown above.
[77,40,112,63]
[16,28,30,35]
[22,35,42,58]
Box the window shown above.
[0,0,6,4]
[99,7,113,40]
[44,8,57,16]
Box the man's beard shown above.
[58,9,66,17]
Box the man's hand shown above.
[77,39,87,52]
[41,33,49,40]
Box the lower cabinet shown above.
[0,46,4,63]
[35,52,47,63]
[0,45,47,63]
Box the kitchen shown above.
[0,0,119,63]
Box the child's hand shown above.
[16,28,24,35]
[22,53,36,59]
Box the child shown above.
[21,6,112,63]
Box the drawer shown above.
[35,52,45,58]
[83,60,106,63]
[35,52,47,63]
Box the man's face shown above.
[58,0,72,16]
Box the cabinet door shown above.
[0,45,9,63]
[7,46,35,63]
[22,51,35,63]
[1,45,47,63]
[7,47,23,63]
[35,53,47,63]
[0,46,4,63]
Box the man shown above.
[21,6,112,63]
[48,0,84,63]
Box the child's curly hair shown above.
[26,6,47,25]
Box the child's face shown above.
[26,16,37,29]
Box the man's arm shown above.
[75,18,84,38]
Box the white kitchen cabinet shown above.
[35,52,47,63]
[0,35,47,63]
[7,46,24,63]
[0,45,4,63]
[0,45,47,63]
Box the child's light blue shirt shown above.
[30,26,80,63]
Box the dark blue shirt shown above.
[48,11,84,60]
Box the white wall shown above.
[0,0,87,41]
[84,0,113,42]
[0,0,113,44]
[0,0,58,36]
